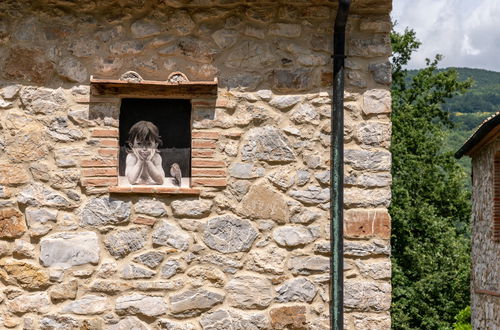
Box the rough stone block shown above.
[40,231,100,268]
[226,275,274,309]
[170,289,224,317]
[104,228,147,259]
[116,294,168,317]
[152,221,190,251]
[269,305,307,329]
[203,215,258,253]
[0,208,26,238]
[239,184,289,223]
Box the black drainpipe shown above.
[331,0,350,329]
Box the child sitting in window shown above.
[125,120,165,185]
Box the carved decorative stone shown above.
[119,71,143,82]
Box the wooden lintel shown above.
[90,77,218,99]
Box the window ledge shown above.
[108,186,201,195]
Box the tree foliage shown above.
[390,28,472,329]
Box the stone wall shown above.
[471,138,500,329]
[0,1,392,329]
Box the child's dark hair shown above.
[126,121,162,149]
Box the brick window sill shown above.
[108,186,201,195]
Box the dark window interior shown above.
[119,98,191,177]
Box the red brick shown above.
[81,159,118,167]
[131,186,155,193]
[192,178,227,187]
[192,169,226,177]
[192,150,215,158]
[98,148,118,157]
[91,129,119,138]
[192,131,220,139]
[192,160,225,168]
[133,216,157,226]
[270,306,307,330]
[82,168,117,177]
[99,139,119,147]
[81,178,118,187]
[108,186,132,193]
[344,209,391,239]
[223,131,242,138]
[192,140,216,149]
[153,187,201,195]
[191,99,216,108]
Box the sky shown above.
[391,0,500,72]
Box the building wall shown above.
[471,138,500,329]
[0,1,392,329]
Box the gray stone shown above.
[268,23,301,37]
[18,183,75,209]
[157,319,196,329]
[133,251,164,269]
[120,263,155,279]
[200,254,243,274]
[269,95,303,110]
[161,259,181,279]
[267,169,295,191]
[116,294,168,317]
[344,282,391,311]
[344,240,390,257]
[25,207,57,226]
[50,169,80,189]
[290,256,330,275]
[56,57,88,83]
[289,186,329,204]
[131,19,161,38]
[61,295,108,314]
[203,215,258,253]
[315,170,330,185]
[242,126,295,163]
[296,170,311,186]
[80,198,131,227]
[110,40,144,55]
[344,172,392,188]
[313,241,331,254]
[152,221,190,251]
[363,89,391,114]
[290,103,319,125]
[6,292,50,314]
[272,225,319,247]
[349,36,391,57]
[171,199,212,218]
[304,154,322,169]
[104,228,147,259]
[276,277,317,303]
[369,61,392,85]
[272,68,313,91]
[229,180,251,201]
[256,89,273,100]
[226,41,275,69]
[290,208,322,224]
[19,87,67,115]
[40,315,80,330]
[244,25,266,39]
[356,260,392,280]
[108,317,149,330]
[344,188,391,208]
[69,38,100,57]
[170,289,224,317]
[344,149,391,171]
[167,10,195,36]
[226,275,274,309]
[212,29,239,49]
[134,199,167,217]
[229,162,265,179]
[355,121,391,147]
[40,231,100,268]
[200,309,269,330]
[48,118,85,143]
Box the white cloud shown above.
[392,0,500,71]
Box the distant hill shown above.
[407,67,500,181]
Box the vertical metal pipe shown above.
[331,1,350,329]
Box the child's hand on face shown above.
[146,142,158,161]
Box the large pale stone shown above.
[272,225,318,247]
[108,317,149,330]
[134,199,167,217]
[344,188,391,208]
[61,295,108,314]
[344,282,391,311]
[40,231,100,268]
[116,294,168,317]
[363,89,391,114]
[25,207,57,226]
[226,275,274,309]
[246,245,287,275]
[356,260,392,280]
[56,57,88,83]
[369,61,392,85]
[239,185,289,223]
[203,215,258,253]
[0,258,49,289]
[226,41,275,69]
[40,315,80,330]
[170,289,224,317]
[6,292,50,314]
[19,86,66,115]
[152,221,190,251]
[0,164,29,186]
[0,208,26,238]
[80,198,131,227]
[268,23,301,37]
[242,126,295,163]
[186,265,226,288]
[133,251,164,269]
[349,36,391,57]
[344,240,390,257]
[290,103,319,125]
[344,149,391,171]
[161,259,181,279]
[290,256,330,275]
[229,163,265,179]
[18,183,75,209]
[269,95,303,110]
[276,277,317,303]
[289,186,329,204]
[50,279,78,301]
[200,309,269,330]
[355,121,391,147]
[212,29,239,49]
[120,263,155,279]
[267,168,295,191]
[104,227,147,259]
[171,199,212,218]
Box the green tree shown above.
[390,28,472,329]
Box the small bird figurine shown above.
[170,163,182,186]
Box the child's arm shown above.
[144,152,165,185]
[125,152,143,184]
